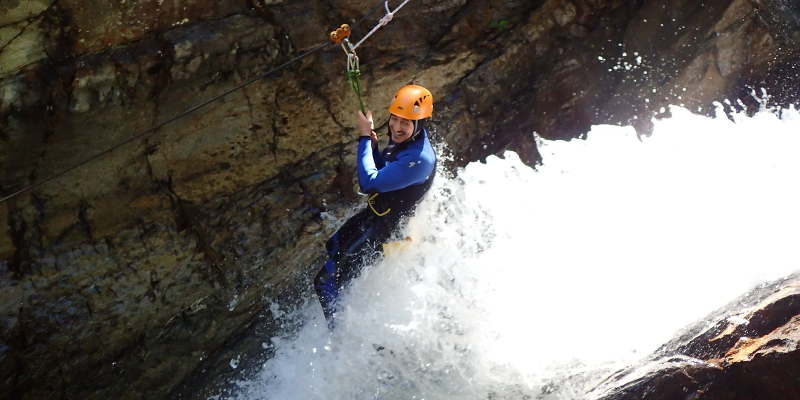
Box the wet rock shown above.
[1,0,799,399]
[0,19,47,78]
[0,0,52,25]
[590,277,800,400]
[0,341,12,391]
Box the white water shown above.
[222,103,800,400]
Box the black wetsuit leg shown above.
[314,209,396,329]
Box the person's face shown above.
[389,114,415,143]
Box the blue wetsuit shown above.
[314,127,436,328]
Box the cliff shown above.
[1,0,799,398]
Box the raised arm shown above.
[357,138,434,193]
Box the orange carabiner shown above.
[329,24,352,45]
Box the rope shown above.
[351,0,414,51]
[338,0,415,115]
[0,42,333,204]
[0,0,399,205]
[348,68,366,114]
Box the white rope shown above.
[352,0,413,50]
[337,0,412,73]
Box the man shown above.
[314,84,437,329]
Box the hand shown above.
[368,130,379,149]
[357,110,374,138]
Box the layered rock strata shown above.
[1,0,798,398]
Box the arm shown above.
[372,144,385,169]
[356,109,383,168]
[357,139,434,193]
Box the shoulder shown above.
[395,136,435,172]
[417,132,436,165]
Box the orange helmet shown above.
[388,85,433,120]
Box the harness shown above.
[367,176,435,218]
[366,133,436,218]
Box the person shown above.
[314,84,437,330]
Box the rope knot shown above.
[379,13,394,26]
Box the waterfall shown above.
[221,103,800,400]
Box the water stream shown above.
[219,102,800,400]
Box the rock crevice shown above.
[1,1,799,398]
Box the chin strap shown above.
[412,120,422,140]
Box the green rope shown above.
[347,68,366,114]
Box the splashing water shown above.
[223,104,800,400]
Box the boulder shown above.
[591,276,800,400]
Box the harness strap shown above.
[367,193,391,216]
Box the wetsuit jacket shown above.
[314,128,436,328]
[357,128,437,219]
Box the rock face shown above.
[590,275,800,400]
[1,0,799,398]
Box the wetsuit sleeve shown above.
[372,142,385,169]
[357,137,434,193]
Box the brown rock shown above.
[1,1,799,398]
[592,276,800,400]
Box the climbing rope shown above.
[0,0,399,205]
[0,42,331,204]
[351,0,414,51]
[329,24,366,113]
[329,0,415,115]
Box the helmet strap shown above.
[387,117,426,144]
[411,118,427,141]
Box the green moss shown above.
[0,21,47,78]
[490,19,511,31]
[0,0,51,26]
